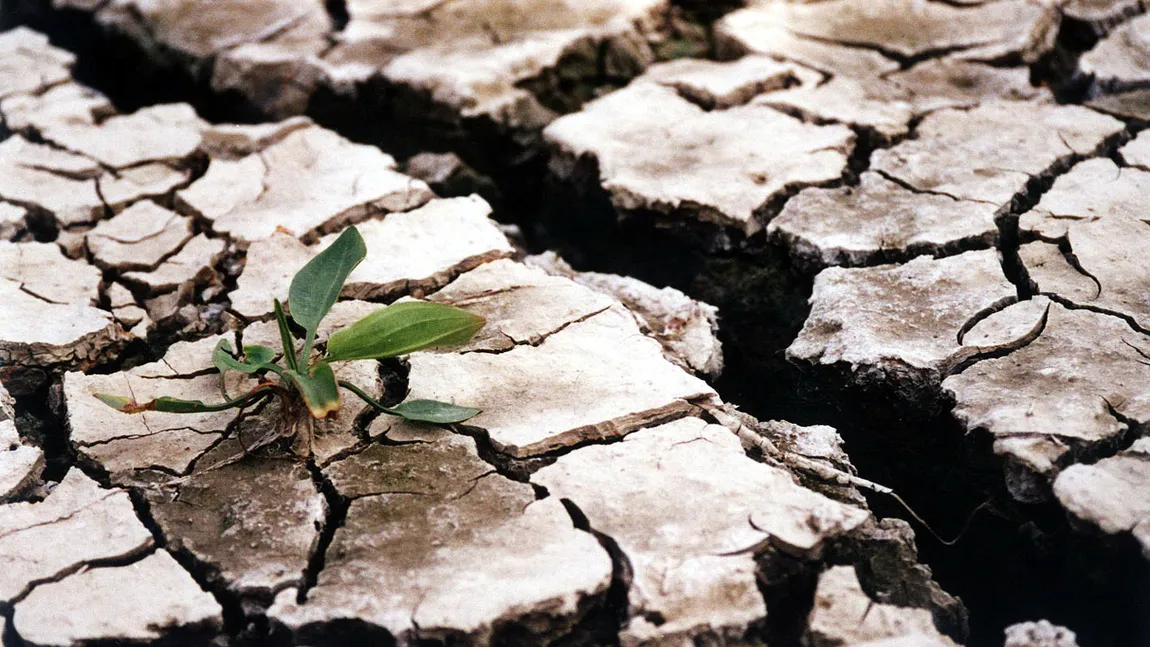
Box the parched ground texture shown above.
[0,1,1148,646]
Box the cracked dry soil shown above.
[2,0,1150,646]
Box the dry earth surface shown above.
[0,0,1149,646]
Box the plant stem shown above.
[273,299,300,373]
[300,331,315,373]
[338,380,397,415]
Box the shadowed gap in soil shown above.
[530,168,1150,647]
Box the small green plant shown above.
[94,226,485,454]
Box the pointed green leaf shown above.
[213,339,276,374]
[287,361,342,419]
[385,399,480,424]
[212,338,235,377]
[94,393,133,411]
[289,227,366,360]
[274,298,300,373]
[325,301,485,361]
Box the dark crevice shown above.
[6,544,157,606]
[1042,292,1150,336]
[454,402,702,482]
[956,296,1021,346]
[1032,1,1148,103]
[120,486,256,644]
[789,30,986,71]
[948,300,1050,377]
[296,460,349,605]
[754,547,821,647]
[994,125,1134,300]
[322,0,349,32]
[11,378,71,482]
[553,498,632,647]
[1055,238,1104,298]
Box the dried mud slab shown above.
[804,565,957,647]
[545,82,854,237]
[640,55,821,110]
[231,196,513,319]
[715,3,901,77]
[1121,129,1150,167]
[94,0,332,119]
[871,101,1125,206]
[320,0,668,126]
[0,470,153,602]
[1063,0,1145,34]
[0,418,44,503]
[1086,87,1150,121]
[1054,437,1150,558]
[98,163,193,214]
[12,550,222,647]
[86,201,193,271]
[759,60,1049,141]
[0,241,101,306]
[787,250,1019,394]
[769,172,1000,270]
[142,436,327,598]
[121,233,226,296]
[0,203,26,241]
[768,0,1060,62]
[1080,12,1150,92]
[534,417,870,646]
[94,0,330,61]
[943,302,1150,502]
[39,103,206,169]
[0,136,105,228]
[1018,158,1150,330]
[198,116,314,159]
[85,0,670,127]
[527,252,724,377]
[1004,620,1081,647]
[715,0,1058,77]
[177,125,433,243]
[0,27,75,100]
[0,281,122,360]
[0,268,126,391]
[426,258,616,353]
[407,304,716,457]
[0,81,114,134]
[269,432,613,644]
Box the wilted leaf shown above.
[93,386,276,414]
[385,399,480,424]
[93,393,133,411]
[287,361,342,419]
[325,301,485,361]
[289,227,366,359]
[213,339,276,374]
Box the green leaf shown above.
[274,298,300,373]
[94,393,133,411]
[93,386,275,414]
[213,339,276,374]
[287,361,342,419]
[336,380,481,424]
[385,399,480,424]
[289,227,366,361]
[325,301,485,362]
